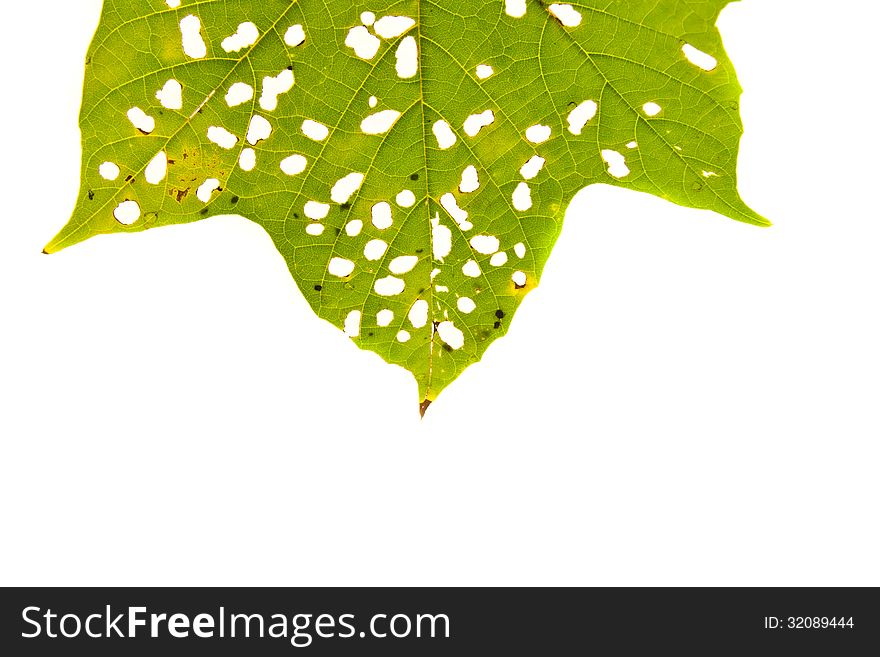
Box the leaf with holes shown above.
[48,0,767,414]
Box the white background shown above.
[1,1,878,586]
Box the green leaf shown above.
[48,0,767,413]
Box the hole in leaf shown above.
[180,15,207,59]
[457,297,476,314]
[525,124,551,144]
[682,44,718,71]
[462,260,481,278]
[409,299,429,328]
[377,309,394,327]
[396,189,416,207]
[371,202,393,230]
[328,257,356,278]
[304,201,330,220]
[344,310,361,337]
[345,26,381,60]
[280,154,307,176]
[222,22,259,53]
[464,110,495,137]
[505,0,526,18]
[197,178,220,202]
[330,173,365,204]
[345,219,363,237]
[239,148,256,172]
[490,252,509,267]
[512,182,532,211]
[302,119,329,141]
[364,239,388,261]
[260,69,295,111]
[432,216,452,260]
[156,79,183,110]
[113,200,141,225]
[208,126,238,149]
[440,194,471,230]
[470,235,500,255]
[433,120,457,149]
[361,110,402,135]
[396,37,418,79]
[145,151,168,185]
[520,155,545,180]
[284,24,306,47]
[99,162,120,181]
[374,16,416,39]
[601,149,631,178]
[390,255,418,275]
[375,276,406,296]
[642,101,662,117]
[567,100,597,135]
[459,166,480,193]
[438,321,464,350]
[246,115,272,145]
[225,82,254,107]
[548,4,582,27]
[127,107,155,134]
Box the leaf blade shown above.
[51,0,767,407]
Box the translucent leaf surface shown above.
[49,0,767,412]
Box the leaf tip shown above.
[42,238,64,255]
[743,204,772,228]
[748,214,772,229]
[727,201,772,229]
[419,399,432,418]
[43,220,90,255]
[42,239,61,255]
